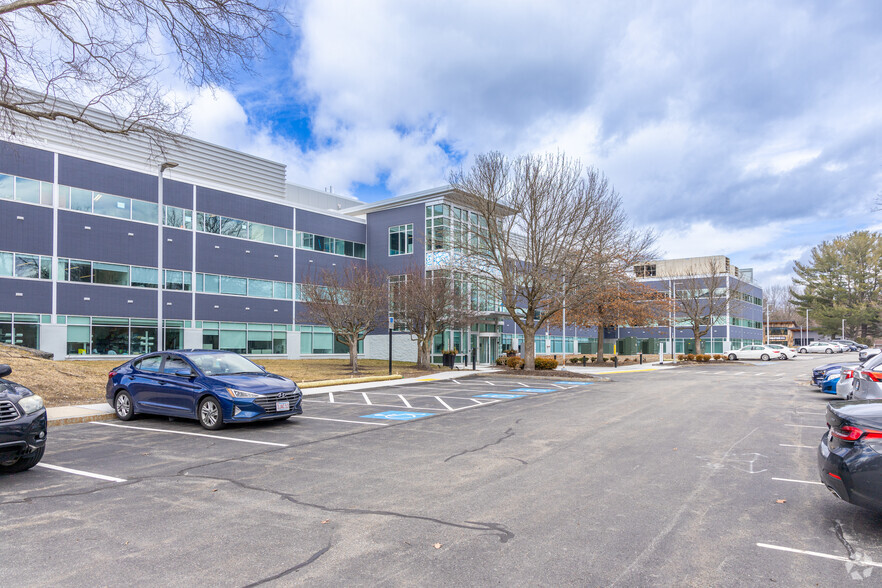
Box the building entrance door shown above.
[478,335,498,364]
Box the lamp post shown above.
[842,318,846,340]
[157,161,178,351]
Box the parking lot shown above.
[2,358,880,586]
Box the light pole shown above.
[842,318,846,340]
[562,279,566,367]
[157,161,178,351]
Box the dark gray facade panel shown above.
[197,187,293,228]
[295,249,364,282]
[58,155,157,202]
[0,141,54,182]
[162,291,193,320]
[0,201,54,255]
[195,233,292,281]
[163,228,192,270]
[296,209,366,242]
[58,211,158,266]
[366,203,426,276]
[197,294,292,324]
[57,283,158,318]
[0,278,52,313]
[163,178,193,209]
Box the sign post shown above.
[388,316,394,375]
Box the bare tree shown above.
[298,266,388,374]
[0,0,282,143]
[450,151,626,370]
[765,283,799,322]
[391,267,477,369]
[674,259,745,354]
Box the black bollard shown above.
[613,356,618,368]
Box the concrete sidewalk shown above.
[45,366,502,426]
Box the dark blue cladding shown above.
[197,187,294,228]
[195,233,292,281]
[162,291,193,320]
[162,178,193,209]
[0,201,53,255]
[58,155,157,202]
[295,249,364,282]
[163,228,193,270]
[57,211,158,267]
[365,203,425,276]
[296,209,366,243]
[196,294,292,324]
[0,141,54,182]
[56,282,157,318]
[0,278,52,313]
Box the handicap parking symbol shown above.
[362,411,434,421]
[474,393,526,399]
[509,388,556,393]
[553,381,596,386]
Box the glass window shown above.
[247,330,273,354]
[248,279,273,298]
[15,177,40,204]
[389,224,413,255]
[69,260,92,282]
[165,206,192,229]
[274,227,291,246]
[163,356,191,374]
[14,254,40,279]
[92,193,130,219]
[92,262,129,286]
[218,329,247,353]
[354,243,366,258]
[92,325,129,355]
[164,270,191,291]
[131,266,158,288]
[199,212,222,234]
[132,200,159,223]
[203,274,220,293]
[130,328,158,354]
[0,174,12,199]
[133,355,162,372]
[40,257,50,280]
[69,188,92,212]
[312,331,334,354]
[0,251,12,277]
[249,222,274,243]
[221,217,246,238]
[40,182,53,205]
[273,282,288,299]
[220,275,246,296]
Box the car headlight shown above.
[18,395,44,414]
[226,388,260,398]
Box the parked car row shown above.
[0,364,47,473]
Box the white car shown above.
[798,342,840,354]
[859,348,881,362]
[767,344,798,359]
[727,345,784,361]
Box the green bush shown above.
[506,356,525,369]
[534,356,558,370]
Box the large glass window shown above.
[164,206,192,229]
[220,275,246,296]
[197,273,291,299]
[389,224,413,256]
[249,222,274,243]
[62,316,169,356]
[296,325,362,354]
[132,200,159,223]
[248,279,273,298]
[164,270,192,291]
[0,251,12,276]
[0,174,52,205]
[221,217,247,238]
[295,231,366,259]
[131,267,158,289]
[59,183,157,223]
[195,212,292,246]
[4,253,52,280]
[92,262,129,286]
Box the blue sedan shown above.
[106,350,302,429]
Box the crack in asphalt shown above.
[444,427,515,463]
[835,520,858,560]
[241,542,332,587]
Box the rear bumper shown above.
[0,409,47,462]
[818,433,882,511]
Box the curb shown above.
[48,412,116,428]
[299,374,403,389]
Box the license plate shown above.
[276,401,290,412]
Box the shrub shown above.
[677,354,686,361]
[495,356,508,366]
[685,354,695,361]
[506,356,524,369]
[534,356,558,370]
[713,354,722,360]
[701,354,712,362]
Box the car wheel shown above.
[0,446,45,474]
[114,390,135,421]
[826,348,833,354]
[779,354,787,360]
[728,353,737,360]
[198,397,224,430]
[799,348,806,353]
[761,354,770,361]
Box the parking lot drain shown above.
[474,393,526,399]
[361,411,434,420]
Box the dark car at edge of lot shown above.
[819,400,882,512]
[0,364,47,474]
[812,362,860,387]
[106,350,303,430]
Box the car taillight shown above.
[843,369,854,380]
[108,371,117,379]
[829,424,882,441]
[772,350,780,353]
[865,371,882,382]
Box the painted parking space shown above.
[361,411,435,420]
[474,393,526,399]
[553,381,596,385]
[509,388,556,393]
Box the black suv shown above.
[0,364,47,473]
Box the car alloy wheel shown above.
[761,354,770,361]
[198,397,223,430]
[826,348,833,354]
[115,391,135,421]
[728,353,737,360]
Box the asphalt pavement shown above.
[1,355,877,586]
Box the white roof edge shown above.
[294,202,367,223]
[341,185,454,215]
[285,181,362,203]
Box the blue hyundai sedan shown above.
[106,350,302,430]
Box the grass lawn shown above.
[0,345,443,407]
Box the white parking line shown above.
[90,421,289,447]
[786,424,827,429]
[772,477,824,485]
[398,394,413,408]
[301,399,445,411]
[328,392,335,403]
[435,396,454,411]
[452,380,461,385]
[756,543,882,568]
[295,416,389,426]
[35,463,127,483]
[780,444,814,449]
[362,392,373,405]
[484,381,496,386]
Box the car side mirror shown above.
[0,364,11,378]
[175,369,194,379]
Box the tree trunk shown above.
[416,337,432,370]
[349,337,359,373]
[596,326,605,363]
[693,327,704,355]
[522,327,536,370]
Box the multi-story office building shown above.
[0,114,761,363]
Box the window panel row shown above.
[295,231,366,259]
[0,174,52,205]
[196,273,292,299]
[0,251,51,280]
[197,212,293,246]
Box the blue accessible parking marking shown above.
[361,411,434,421]
[474,393,526,399]
[509,388,556,394]
[553,381,596,385]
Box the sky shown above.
[176,0,882,288]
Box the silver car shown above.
[859,348,881,362]
[851,354,882,400]
[836,367,856,399]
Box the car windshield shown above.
[187,353,264,376]
[864,352,882,371]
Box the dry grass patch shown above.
[0,345,444,407]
